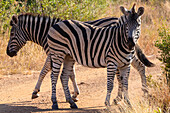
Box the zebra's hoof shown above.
[52,104,59,110]
[71,96,79,102]
[113,99,118,105]
[105,101,110,107]
[70,103,78,109]
[124,99,132,108]
[31,93,39,99]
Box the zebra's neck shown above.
[106,24,134,66]
[18,14,61,54]
[118,15,127,26]
[111,21,134,54]
[118,15,135,51]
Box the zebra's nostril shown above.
[6,47,17,57]
[127,38,135,50]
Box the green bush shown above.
[0,0,108,35]
[155,26,170,87]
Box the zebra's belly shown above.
[69,53,107,68]
[76,62,107,68]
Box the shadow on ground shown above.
[0,101,105,113]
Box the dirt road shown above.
[0,57,161,113]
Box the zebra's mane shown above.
[117,15,127,26]
[17,13,60,22]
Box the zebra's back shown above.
[48,20,115,67]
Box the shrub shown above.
[146,74,170,113]
[155,26,170,87]
[0,0,108,35]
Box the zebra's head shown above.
[7,15,27,57]
[120,4,144,50]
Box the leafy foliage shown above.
[0,0,108,34]
[155,26,170,86]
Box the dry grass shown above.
[0,1,169,112]
[105,1,170,55]
[101,1,170,112]
[101,73,170,112]
[0,0,169,75]
[107,82,170,113]
[0,38,46,75]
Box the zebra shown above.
[46,4,146,109]
[6,4,153,109]
[6,13,154,103]
[6,14,117,100]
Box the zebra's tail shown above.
[135,44,155,67]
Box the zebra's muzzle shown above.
[6,47,17,57]
[127,38,135,50]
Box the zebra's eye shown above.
[136,23,140,27]
[138,24,141,27]
[11,32,15,36]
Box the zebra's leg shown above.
[60,55,78,108]
[61,55,79,102]
[50,53,65,110]
[131,56,148,95]
[69,66,80,102]
[120,65,131,107]
[32,55,51,99]
[105,61,117,106]
[113,69,123,105]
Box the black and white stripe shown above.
[6,13,118,101]
[47,4,145,109]
[7,14,117,96]
[7,4,150,109]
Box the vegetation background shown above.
[0,0,169,112]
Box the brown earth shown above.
[0,56,162,113]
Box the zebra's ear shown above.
[131,3,136,14]
[120,6,128,15]
[10,15,18,26]
[10,20,13,26]
[137,7,144,17]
